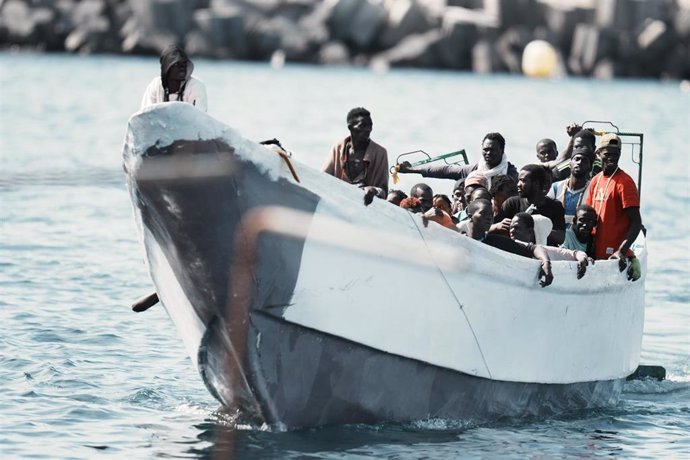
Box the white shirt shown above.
[140,76,207,112]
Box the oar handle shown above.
[390,149,467,184]
[131,292,159,312]
[390,149,468,173]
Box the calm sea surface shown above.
[0,53,688,459]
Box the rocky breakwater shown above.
[1,0,688,79]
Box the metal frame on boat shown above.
[555,120,644,198]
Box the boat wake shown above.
[623,377,690,395]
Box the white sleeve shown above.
[532,215,553,246]
[513,240,582,262]
[140,78,159,111]
[547,182,557,199]
[187,78,208,112]
[542,245,579,261]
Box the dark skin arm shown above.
[362,186,385,205]
[573,250,593,279]
[531,245,553,287]
[610,207,642,273]
[488,202,511,235]
[488,219,511,235]
[540,123,580,169]
[397,161,421,174]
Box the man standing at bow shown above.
[323,107,389,201]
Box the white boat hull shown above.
[123,103,646,428]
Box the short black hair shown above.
[573,129,596,149]
[489,174,517,196]
[388,189,407,200]
[410,182,432,198]
[482,132,506,152]
[467,198,491,216]
[571,145,596,167]
[521,164,547,189]
[453,178,465,192]
[433,194,452,208]
[536,138,556,149]
[575,204,596,216]
[513,212,535,229]
[346,107,371,124]
[470,187,492,202]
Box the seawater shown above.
[0,53,688,459]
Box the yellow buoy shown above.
[522,40,558,78]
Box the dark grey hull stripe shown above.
[201,311,623,428]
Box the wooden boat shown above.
[123,103,647,429]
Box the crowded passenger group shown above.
[140,45,642,293]
[322,107,643,287]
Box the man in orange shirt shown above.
[585,133,642,275]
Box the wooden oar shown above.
[131,292,159,312]
[626,365,666,381]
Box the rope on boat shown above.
[273,147,301,183]
[391,164,400,185]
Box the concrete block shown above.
[329,0,387,50]
[635,18,676,76]
[329,0,363,39]
[595,0,638,31]
[183,28,215,57]
[447,0,484,8]
[129,0,195,39]
[674,6,690,38]
[30,7,62,50]
[614,30,642,75]
[435,7,482,69]
[495,25,533,73]
[0,1,68,49]
[110,2,135,32]
[416,0,448,23]
[193,7,247,57]
[271,0,320,22]
[65,15,119,53]
[495,0,545,29]
[371,29,443,67]
[592,58,616,79]
[297,0,334,46]
[637,19,673,52]
[662,44,690,80]
[318,40,351,64]
[378,0,434,49]
[541,2,593,53]
[121,29,178,54]
[568,24,614,75]
[631,0,673,25]
[1,0,35,42]
[247,16,311,60]
[71,0,107,24]
[472,38,505,73]
[350,0,388,49]
[443,5,499,28]
[54,0,77,24]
